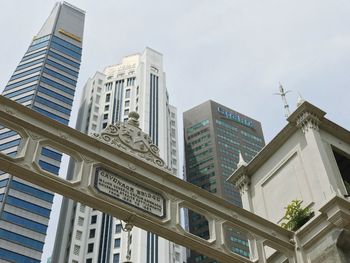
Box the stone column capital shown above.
[232,170,250,194]
[296,111,321,133]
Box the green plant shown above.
[281,200,312,231]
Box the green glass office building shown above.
[184,100,265,263]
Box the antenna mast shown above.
[274,83,291,118]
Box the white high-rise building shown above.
[53,47,184,263]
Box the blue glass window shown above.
[46,59,78,77]
[38,160,60,174]
[3,85,36,99]
[27,40,49,53]
[15,94,34,104]
[0,130,18,140]
[41,147,62,161]
[10,66,42,81]
[11,180,54,202]
[43,68,76,86]
[52,36,82,54]
[115,224,122,233]
[33,106,69,125]
[0,138,21,151]
[17,58,44,71]
[51,42,81,60]
[0,228,44,251]
[22,49,47,62]
[6,195,51,217]
[48,51,80,68]
[31,35,51,46]
[0,248,40,263]
[38,86,73,105]
[5,76,39,90]
[113,253,120,263]
[0,194,3,201]
[35,96,71,115]
[6,152,17,157]
[1,212,48,234]
[114,238,121,248]
[41,77,75,95]
[0,179,8,188]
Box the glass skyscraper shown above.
[0,2,85,262]
[183,100,265,263]
[53,48,183,263]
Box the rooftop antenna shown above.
[274,83,291,118]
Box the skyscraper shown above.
[53,48,183,263]
[0,2,85,262]
[183,100,265,262]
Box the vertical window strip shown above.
[147,232,150,263]
[98,213,106,262]
[149,75,153,140]
[155,76,159,146]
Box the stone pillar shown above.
[230,165,254,212]
[295,109,338,208]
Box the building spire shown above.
[296,92,305,107]
[274,83,291,118]
[237,151,247,168]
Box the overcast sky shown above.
[1,1,350,262]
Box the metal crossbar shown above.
[0,95,295,263]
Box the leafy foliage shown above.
[281,200,312,231]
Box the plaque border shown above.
[94,166,166,219]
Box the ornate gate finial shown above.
[92,112,165,168]
[127,111,140,127]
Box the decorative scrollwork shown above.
[92,112,165,168]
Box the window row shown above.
[0,228,44,251]
[46,59,79,78]
[27,40,49,53]
[14,94,34,104]
[5,75,39,90]
[43,67,77,86]
[38,159,60,174]
[31,35,51,46]
[4,84,36,99]
[35,96,71,115]
[38,86,73,105]
[187,119,209,134]
[33,106,69,125]
[52,36,82,54]
[0,138,21,151]
[41,147,62,161]
[51,42,81,60]
[0,248,40,263]
[11,179,54,203]
[188,157,214,170]
[1,211,48,234]
[0,130,17,140]
[41,76,75,96]
[17,57,44,71]
[22,49,47,62]
[48,50,80,69]
[6,195,50,218]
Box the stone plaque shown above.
[94,167,165,218]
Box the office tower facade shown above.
[183,100,265,262]
[53,48,183,263]
[0,2,85,262]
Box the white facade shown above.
[53,48,184,263]
[228,101,350,262]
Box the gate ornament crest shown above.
[92,112,165,168]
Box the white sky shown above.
[1,1,350,262]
